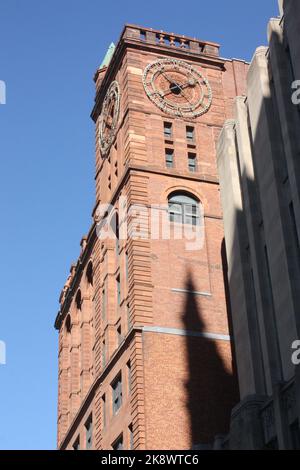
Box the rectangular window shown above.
[188,153,197,172]
[169,202,182,224]
[184,203,199,226]
[114,212,120,255]
[129,424,133,450]
[102,288,106,320]
[165,149,174,168]
[164,122,173,139]
[85,414,93,450]
[117,275,121,305]
[186,126,195,142]
[112,434,123,451]
[127,302,131,331]
[112,373,122,415]
[72,436,80,451]
[102,340,106,367]
[117,324,122,346]
[125,251,129,284]
[102,395,106,430]
[127,360,132,393]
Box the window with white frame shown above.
[165,148,174,168]
[188,153,197,172]
[186,125,195,142]
[168,192,200,226]
[164,122,173,139]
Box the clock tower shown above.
[55,25,248,450]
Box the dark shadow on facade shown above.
[221,239,239,379]
[182,271,239,448]
[217,13,300,447]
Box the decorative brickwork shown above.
[55,24,248,450]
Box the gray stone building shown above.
[217,0,300,449]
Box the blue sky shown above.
[0,0,279,450]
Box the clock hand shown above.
[180,88,193,105]
[160,76,196,101]
[179,78,196,90]
[160,82,183,96]
[177,82,190,91]
[165,79,187,96]
[160,88,173,97]
[160,80,185,96]
[169,79,193,93]
[171,81,194,105]
[161,72,174,84]
[161,73,190,93]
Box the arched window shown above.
[168,192,200,226]
[65,314,71,333]
[110,211,119,253]
[75,290,82,310]
[110,211,119,238]
[86,262,93,286]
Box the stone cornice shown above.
[90,24,226,122]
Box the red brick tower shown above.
[55,25,248,450]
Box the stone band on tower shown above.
[55,24,248,450]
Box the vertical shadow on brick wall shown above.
[182,272,239,448]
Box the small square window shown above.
[112,373,122,415]
[112,434,123,450]
[188,153,197,172]
[186,126,195,142]
[165,149,174,168]
[164,122,173,139]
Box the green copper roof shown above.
[100,42,115,69]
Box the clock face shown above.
[99,80,120,155]
[142,58,212,118]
